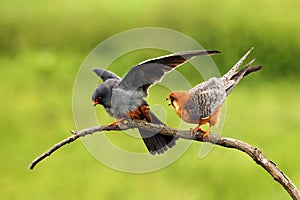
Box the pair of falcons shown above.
[92,48,262,155]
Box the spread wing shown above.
[92,68,121,81]
[116,50,220,96]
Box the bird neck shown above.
[171,91,190,117]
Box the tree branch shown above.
[29,120,300,200]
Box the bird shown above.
[92,49,220,155]
[166,48,262,140]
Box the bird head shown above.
[166,91,190,116]
[166,92,180,110]
[92,81,116,107]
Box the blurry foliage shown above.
[1,0,300,77]
[1,0,300,199]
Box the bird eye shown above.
[170,96,175,102]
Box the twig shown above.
[29,120,300,200]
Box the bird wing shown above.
[92,68,121,81]
[116,50,220,96]
[188,77,226,120]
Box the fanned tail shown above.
[138,111,178,155]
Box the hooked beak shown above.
[93,97,101,106]
[93,101,98,106]
[166,97,171,106]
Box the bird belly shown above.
[110,88,144,119]
[181,101,223,125]
[128,104,152,122]
[180,109,200,124]
[208,103,223,126]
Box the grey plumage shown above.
[93,68,121,81]
[92,69,120,114]
[111,88,145,119]
[92,50,220,154]
[187,77,226,120]
[117,50,220,97]
[185,48,262,121]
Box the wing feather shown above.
[117,50,220,96]
[92,68,121,81]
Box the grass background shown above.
[1,0,300,199]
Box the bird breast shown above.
[110,88,144,119]
[185,77,226,123]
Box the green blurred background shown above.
[1,0,300,199]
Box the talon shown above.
[202,131,210,141]
[201,125,211,141]
[190,124,211,141]
[190,126,205,138]
[108,118,125,127]
[108,121,117,127]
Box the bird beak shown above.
[93,101,98,106]
[166,97,171,106]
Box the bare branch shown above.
[29,124,122,170]
[29,120,300,200]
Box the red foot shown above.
[190,126,210,141]
[108,118,125,127]
[202,131,210,141]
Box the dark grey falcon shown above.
[92,50,220,154]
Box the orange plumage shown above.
[167,48,262,140]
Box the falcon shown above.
[92,50,220,154]
[166,48,262,140]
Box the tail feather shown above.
[138,111,178,155]
[225,59,253,95]
[226,63,263,95]
[222,47,254,82]
[221,47,263,96]
[242,65,263,77]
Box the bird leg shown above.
[191,123,211,141]
[108,117,125,127]
[201,125,211,141]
